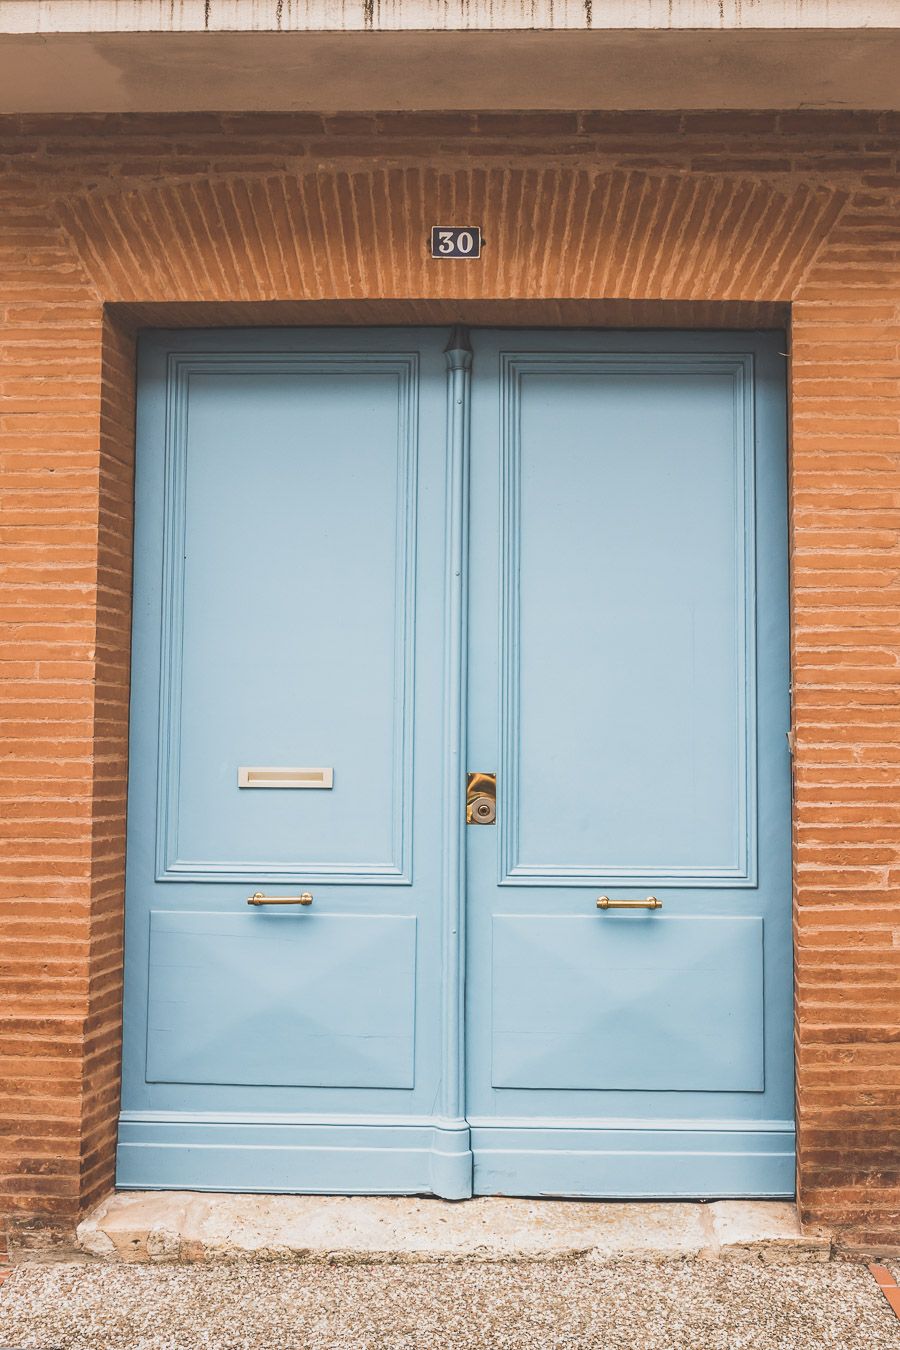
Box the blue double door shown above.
[121,328,794,1198]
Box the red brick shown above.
[0,109,897,1252]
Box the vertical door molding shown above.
[434,326,475,1197]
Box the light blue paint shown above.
[122,328,466,1195]
[121,327,792,1199]
[490,915,763,1091]
[435,330,476,1191]
[465,329,792,1196]
[497,353,756,885]
[117,1115,473,1196]
[469,1121,796,1199]
[156,354,419,883]
[147,911,416,1087]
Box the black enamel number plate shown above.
[430,226,482,259]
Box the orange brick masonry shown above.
[0,111,898,1251]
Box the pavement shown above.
[2,1199,897,1349]
[1,1255,899,1349]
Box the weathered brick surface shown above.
[0,111,897,1247]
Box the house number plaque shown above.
[430,226,482,259]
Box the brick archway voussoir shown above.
[54,167,848,306]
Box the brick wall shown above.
[0,111,897,1249]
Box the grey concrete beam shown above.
[1,29,899,113]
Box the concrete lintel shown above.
[2,1,900,35]
[74,1194,832,1265]
[1,29,900,114]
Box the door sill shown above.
[77,1194,825,1265]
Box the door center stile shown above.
[436,329,474,1187]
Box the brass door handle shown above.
[596,896,662,910]
[247,891,313,906]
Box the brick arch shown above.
[55,166,846,305]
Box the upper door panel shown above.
[498,351,756,887]
[154,349,419,883]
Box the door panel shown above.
[466,330,793,1197]
[146,911,417,1088]
[120,329,471,1196]
[159,360,416,882]
[499,358,754,884]
[490,914,763,1092]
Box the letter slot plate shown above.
[238,767,334,789]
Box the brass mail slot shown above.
[238,767,333,789]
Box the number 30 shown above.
[438,230,475,255]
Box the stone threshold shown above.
[75,1194,832,1265]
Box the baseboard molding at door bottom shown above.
[468,1120,796,1198]
[116,1115,473,1200]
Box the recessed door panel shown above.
[501,360,754,885]
[147,911,416,1088]
[491,914,763,1091]
[159,359,417,883]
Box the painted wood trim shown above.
[117,1116,473,1197]
[498,351,758,888]
[437,329,474,1187]
[154,351,419,884]
[115,1113,793,1198]
[470,1120,795,1198]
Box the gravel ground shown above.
[1,1258,899,1350]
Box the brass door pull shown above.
[247,891,313,906]
[596,896,662,910]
